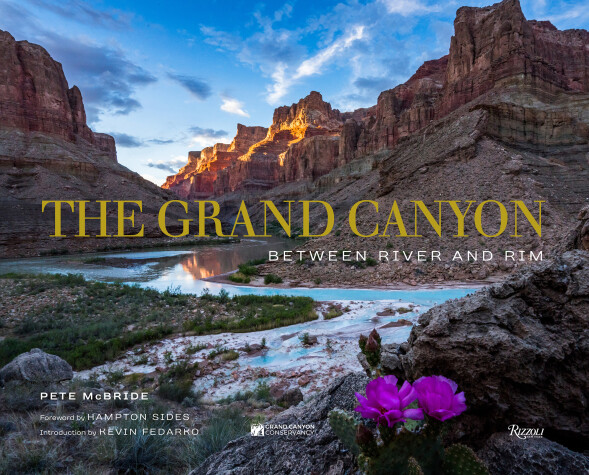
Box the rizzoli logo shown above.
[508,424,544,439]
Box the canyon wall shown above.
[164,0,589,200]
[0,30,116,160]
[0,29,182,257]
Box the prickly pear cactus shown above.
[442,444,489,475]
[408,457,424,475]
[359,429,443,475]
[328,409,360,455]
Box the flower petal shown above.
[403,408,424,420]
[365,378,382,402]
[399,381,417,408]
[382,409,404,426]
[383,375,398,386]
[355,404,382,420]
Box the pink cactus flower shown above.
[355,375,423,427]
[413,375,467,421]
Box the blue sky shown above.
[1,0,588,184]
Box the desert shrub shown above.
[158,380,194,403]
[186,342,208,354]
[0,440,61,474]
[229,272,251,283]
[179,408,251,468]
[237,264,258,276]
[264,274,283,284]
[221,350,239,361]
[95,403,179,473]
[157,361,198,403]
[324,306,344,319]
[185,295,316,334]
[105,369,125,385]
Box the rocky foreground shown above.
[195,233,589,474]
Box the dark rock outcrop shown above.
[0,348,73,384]
[373,251,589,450]
[478,433,589,475]
[193,372,368,475]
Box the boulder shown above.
[380,251,589,450]
[478,433,589,475]
[193,372,369,475]
[0,348,73,384]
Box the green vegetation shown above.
[186,342,208,354]
[184,294,317,334]
[180,407,251,467]
[83,256,107,264]
[218,381,272,404]
[299,332,315,346]
[229,272,251,283]
[264,274,283,284]
[324,305,344,320]
[0,273,317,371]
[157,361,199,403]
[221,350,239,361]
[0,274,183,369]
[237,264,258,276]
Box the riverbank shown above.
[206,269,497,291]
[0,236,241,259]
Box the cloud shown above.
[148,138,175,145]
[43,36,157,120]
[267,25,365,104]
[188,126,231,147]
[354,76,394,92]
[380,0,441,16]
[24,0,133,29]
[200,26,241,51]
[109,132,143,148]
[146,157,188,174]
[168,73,212,100]
[220,97,249,117]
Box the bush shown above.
[157,361,198,402]
[0,440,61,473]
[185,295,317,334]
[264,274,283,284]
[180,408,251,468]
[324,306,344,320]
[158,380,195,403]
[237,264,258,276]
[95,403,179,472]
[221,350,239,361]
[229,272,251,284]
[186,343,208,354]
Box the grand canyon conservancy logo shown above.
[508,424,544,439]
[251,423,315,437]
[251,424,265,436]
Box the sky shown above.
[1,0,588,185]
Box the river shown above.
[1,238,481,399]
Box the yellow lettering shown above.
[474,200,508,237]
[41,200,75,237]
[158,200,191,237]
[300,201,334,237]
[349,200,379,237]
[115,201,144,237]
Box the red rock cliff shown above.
[163,0,589,198]
[0,29,117,160]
